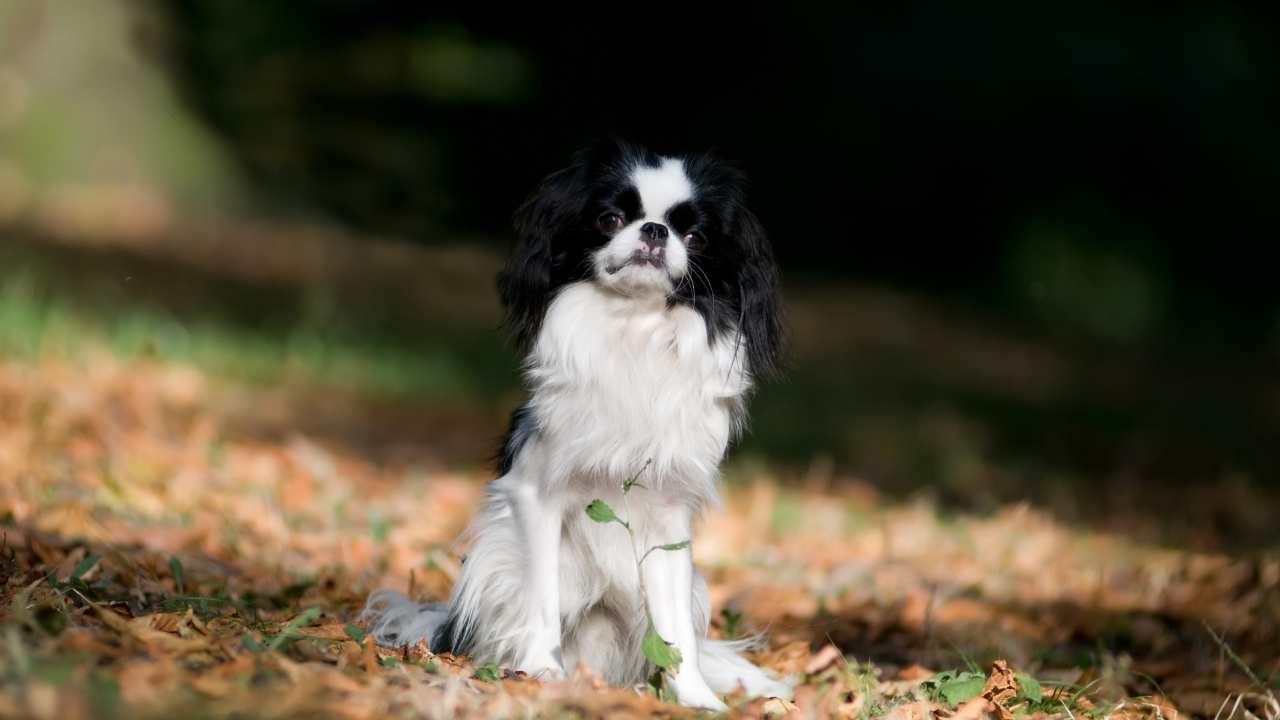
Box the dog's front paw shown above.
[673,677,728,712]
[514,646,566,681]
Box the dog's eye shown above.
[683,231,706,250]
[597,212,624,232]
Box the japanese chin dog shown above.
[361,140,788,710]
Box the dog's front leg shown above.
[642,504,726,711]
[508,480,565,679]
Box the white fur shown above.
[527,283,749,492]
[362,160,790,710]
[594,158,694,296]
[634,157,695,217]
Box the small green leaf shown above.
[343,623,367,643]
[241,634,265,653]
[70,554,100,581]
[720,608,743,640]
[642,623,683,672]
[474,663,502,681]
[168,556,185,595]
[585,499,624,526]
[623,459,653,493]
[370,514,393,543]
[1016,673,1043,702]
[937,673,986,706]
[268,607,322,651]
[641,539,693,565]
[86,673,120,716]
[380,656,400,667]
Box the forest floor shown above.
[0,229,1276,719]
[0,352,1276,719]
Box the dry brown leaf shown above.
[753,640,812,676]
[117,658,176,705]
[298,623,354,641]
[736,694,799,719]
[362,635,381,677]
[897,664,936,681]
[107,609,213,654]
[804,643,844,675]
[811,680,863,720]
[952,696,997,720]
[182,607,209,635]
[89,602,135,635]
[980,660,1018,720]
[145,612,187,634]
[761,696,798,716]
[189,672,233,698]
[790,683,819,712]
[884,700,936,720]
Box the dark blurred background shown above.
[1,1,1276,548]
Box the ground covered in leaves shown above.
[0,354,1277,719]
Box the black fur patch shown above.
[665,201,697,233]
[495,402,537,476]
[614,186,643,223]
[430,608,476,656]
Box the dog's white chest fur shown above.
[525,282,749,494]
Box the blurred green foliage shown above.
[0,267,493,403]
[0,0,241,213]
[1008,225,1164,343]
[407,27,534,104]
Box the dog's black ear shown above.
[498,158,590,351]
[733,207,786,380]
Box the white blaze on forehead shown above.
[630,157,693,220]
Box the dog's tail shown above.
[359,589,449,648]
[700,636,798,699]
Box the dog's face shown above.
[499,140,784,379]
[589,157,696,297]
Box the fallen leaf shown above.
[885,700,935,720]
[952,696,997,720]
[297,622,353,641]
[804,644,843,675]
[897,664,936,681]
[362,635,380,677]
[146,612,187,634]
[980,660,1018,720]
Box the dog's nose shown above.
[639,222,668,250]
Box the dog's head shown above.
[498,140,784,378]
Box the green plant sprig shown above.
[583,460,690,678]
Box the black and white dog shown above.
[362,140,789,710]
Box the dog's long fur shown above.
[361,141,788,709]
